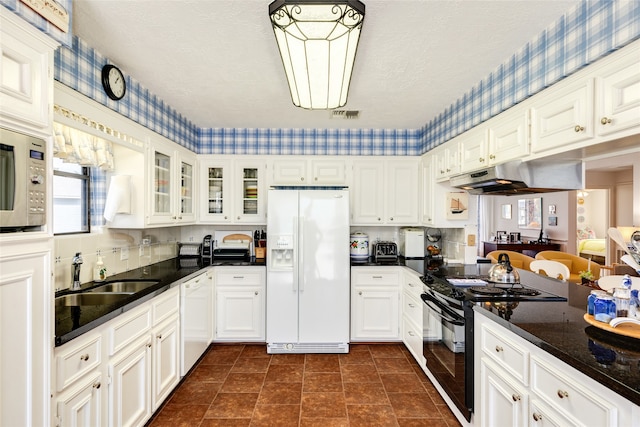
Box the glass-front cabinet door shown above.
[152,150,173,219]
[178,157,195,222]
[200,161,231,223]
[235,161,265,223]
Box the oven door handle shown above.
[421,293,465,326]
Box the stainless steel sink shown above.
[55,292,132,307]
[90,281,159,293]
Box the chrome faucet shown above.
[71,252,83,290]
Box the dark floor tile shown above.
[375,357,416,373]
[231,357,271,373]
[303,372,343,392]
[258,381,302,404]
[349,344,371,353]
[305,354,341,372]
[301,392,347,418]
[339,351,374,365]
[397,418,449,427]
[369,344,406,358]
[300,418,349,427]
[380,373,428,393]
[250,404,300,427]
[168,380,221,405]
[344,382,389,405]
[341,363,380,383]
[200,419,251,427]
[189,364,232,382]
[387,392,440,418]
[220,372,266,393]
[265,364,304,382]
[148,403,208,425]
[270,353,306,365]
[240,345,271,358]
[205,392,259,418]
[436,403,463,426]
[346,404,398,427]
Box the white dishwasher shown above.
[180,271,213,376]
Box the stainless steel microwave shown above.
[0,127,47,231]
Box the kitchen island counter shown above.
[473,268,640,406]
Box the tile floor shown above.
[147,343,462,427]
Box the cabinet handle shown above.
[172,216,177,220]
[511,394,521,402]
[389,217,394,221]
[495,345,504,353]
[233,276,244,279]
[600,117,612,125]
[408,303,416,308]
[224,216,228,219]
[80,354,89,361]
[408,282,415,287]
[314,177,318,181]
[301,177,304,181]
[574,125,585,132]
[157,334,162,339]
[489,154,496,160]
[93,381,101,390]
[377,217,381,221]
[255,291,259,295]
[446,168,451,172]
[147,343,152,348]
[237,216,240,220]
[557,390,569,399]
[479,157,485,163]
[358,291,363,296]
[532,413,542,422]
[178,216,182,220]
[372,276,382,279]
[408,331,415,336]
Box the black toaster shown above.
[373,241,398,262]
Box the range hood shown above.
[449,159,584,195]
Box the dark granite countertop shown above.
[472,268,640,406]
[55,257,265,346]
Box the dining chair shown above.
[530,260,571,281]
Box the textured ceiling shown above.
[72,0,580,130]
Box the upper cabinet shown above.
[433,142,460,182]
[0,9,59,134]
[271,157,346,186]
[199,157,267,224]
[595,48,640,138]
[530,79,594,154]
[148,142,196,226]
[351,157,418,225]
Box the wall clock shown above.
[101,64,126,100]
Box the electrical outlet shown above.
[120,246,129,261]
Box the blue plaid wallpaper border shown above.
[51,0,640,158]
[1,1,72,47]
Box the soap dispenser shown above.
[94,256,107,282]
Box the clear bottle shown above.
[613,287,631,318]
[94,256,107,282]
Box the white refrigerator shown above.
[266,188,350,353]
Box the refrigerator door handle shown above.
[298,216,304,292]
[293,216,299,292]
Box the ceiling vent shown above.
[331,110,360,120]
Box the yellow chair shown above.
[530,260,571,281]
[535,251,602,283]
[486,251,535,270]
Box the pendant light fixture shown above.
[269,0,365,110]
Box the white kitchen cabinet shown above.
[530,79,594,154]
[214,267,266,341]
[434,142,460,182]
[55,373,102,427]
[271,157,346,185]
[199,157,267,224]
[148,143,196,225]
[150,286,180,411]
[107,336,152,427]
[460,110,529,173]
[595,48,640,138]
[0,8,59,133]
[474,311,636,427]
[402,269,424,364]
[351,267,401,341]
[351,157,418,225]
[0,246,51,427]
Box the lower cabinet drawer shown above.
[56,334,101,392]
[152,286,180,326]
[402,317,423,365]
[108,305,152,356]
[480,322,529,385]
[530,356,617,427]
[403,291,422,326]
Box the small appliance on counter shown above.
[178,241,203,268]
[350,232,369,260]
[399,227,425,258]
[373,241,398,263]
[213,231,252,261]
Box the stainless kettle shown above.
[488,253,520,284]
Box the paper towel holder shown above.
[104,174,131,222]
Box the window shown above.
[53,158,90,234]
